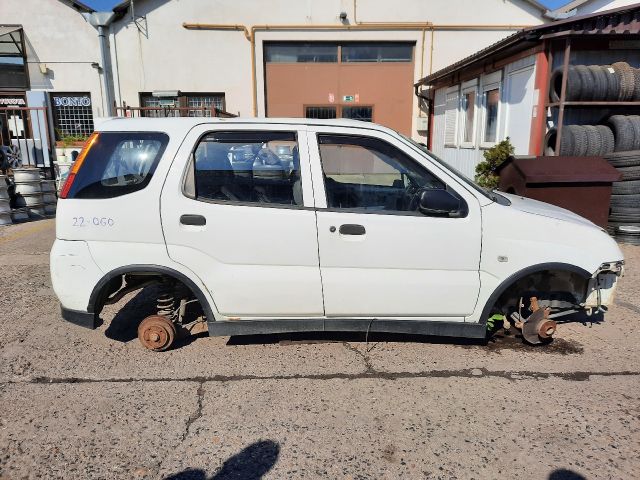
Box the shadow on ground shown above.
[548,468,587,480]
[164,440,280,480]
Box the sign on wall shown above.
[52,96,92,108]
[0,97,26,106]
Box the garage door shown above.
[265,42,415,135]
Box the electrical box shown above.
[416,116,429,131]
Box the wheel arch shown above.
[478,262,592,325]
[87,264,215,322]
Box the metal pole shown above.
[97,25,114,116]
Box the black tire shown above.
[545,127,574,156]
[597,125,615,154]
[575,65,594,100]
[629,116,640,151]
[618,165,640,181]
[584,125,602,156]
[633,68,640,101]
[610,205,640,216]
[603,65,621,100]
[566,125,588,156]
[550,66,582,102]
[588,65,608,101]
[605,150,640,167]
[609,212,640,223]
[612,180,640,195]
[612,62,635,101]
[609,115,635,152]
[610,194,640,208]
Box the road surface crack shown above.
[7,369,639,386]
[342,342,375,374]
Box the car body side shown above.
[50,118,624,332]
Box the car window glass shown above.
[191,131,302,206]
[66,132,169,199]
[317,134,445,212]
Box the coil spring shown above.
[157,280,176,318]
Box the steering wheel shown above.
[403,181,423,212]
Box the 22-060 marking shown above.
[72,216,115,227]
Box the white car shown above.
[50,118,624,351]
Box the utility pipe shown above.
[83,12,118,116]
[183,22,531,117]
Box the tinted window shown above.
[192,131,302,206]
[318,134,445,212]
[341,43,413,63]
[265,43,338,63]
[342,106,373,122]
[67,132,168,199]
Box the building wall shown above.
[573,0,636,15]
[431,55,538,179]
[0,0,106,118]
[109,0,546,138]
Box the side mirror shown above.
[418,188,461,216]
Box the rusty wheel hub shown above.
[138,315,176,351]
[521,297,558,345]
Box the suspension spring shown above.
[156,279,176,318]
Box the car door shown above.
[307,126,482,319]
[160,124,324,317]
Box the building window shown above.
[50,93,94,138]
[265,42,414,64]
[444,89,459,147]
[305,106,337,119]
[460,88,477,147]
[341,43,413,63]
[187,94,225,116]
[342,106,373,122]
[0,27,28,90]
[139,93,225,117]
[265,43,338,63]
[482,88,500,145]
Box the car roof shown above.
[96,117,397,136]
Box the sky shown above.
[80,0,570,12]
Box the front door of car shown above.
[308,127,482,318]
[160,126,324,317]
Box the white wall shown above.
[109,0,546,139]
[0,0,106,118]
[572,0,636,15]
[431,55,537,179]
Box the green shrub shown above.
[474,138,514,189]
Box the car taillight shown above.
[59,132,99,199]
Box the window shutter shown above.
[444,90,459,146]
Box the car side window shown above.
[317,134,446,212]
[190,131,302,206]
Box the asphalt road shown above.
[1,219,639,479]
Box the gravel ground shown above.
[0,219,639,479]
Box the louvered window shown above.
[444,89,459,147]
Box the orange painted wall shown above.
[265,62,414,135]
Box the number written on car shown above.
[72,216,115,227]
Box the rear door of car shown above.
[160,124,324,317]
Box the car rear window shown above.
[65,131,169,199]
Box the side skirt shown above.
[207,318,486,339]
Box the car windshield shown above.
[399,134,495,202]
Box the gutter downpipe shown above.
[183,19,531,118]
[83,12,118,116]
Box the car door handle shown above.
[180,214,206,226]
[339,224,366,235]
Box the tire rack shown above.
[543,36,640,156]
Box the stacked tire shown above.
[13,168,45,219]
[550,62,640,102]
[606,148,640,246]
[41,180,57,217]
[0,175,12,226]
[545,124,615,156]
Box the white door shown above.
[308,127,482,318]
[505,66,535,155]
[160,126,323,317]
